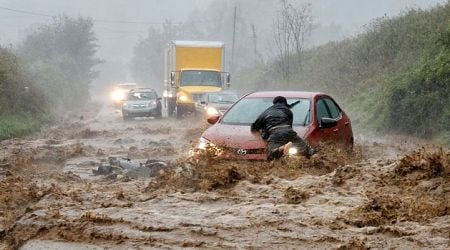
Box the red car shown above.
[198,91,353,160]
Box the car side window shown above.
[323,98,341,119]
[316,99,330,121]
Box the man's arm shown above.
[251,112,265,132]
[288,109,294,127]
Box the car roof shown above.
[245,91,324,99]
[129,88,156,92]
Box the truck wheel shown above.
[167,98,176,117]
[176,106,183,119]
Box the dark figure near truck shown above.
[251,96,315,161]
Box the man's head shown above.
[273,96,288,106]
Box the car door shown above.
[314,97,346,145]
[322,97,349,145]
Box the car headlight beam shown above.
[112,90,125,101]
[197,137,211,150]
[288,147,298,156]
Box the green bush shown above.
[0,117,41,140]
[19,15,100,112]
[384,45,450,137]
[236,3,450,144]
[0,15,99,140]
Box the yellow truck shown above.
[163,40,230,118]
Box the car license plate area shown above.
[132,105,146,109]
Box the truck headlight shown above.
[178,95,188,102]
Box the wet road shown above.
[0,103,448,249]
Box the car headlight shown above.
[122,103,129,109]
[112,90,125,101]
[197,137,212,150]
[206,106,219,116]
[288,147,298,156]
[195,137,223,157]
[178,94,188,102]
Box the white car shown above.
[122,88,162,120]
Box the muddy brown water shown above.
[0,104,448,249]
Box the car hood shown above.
[202,123,310,149]
[124,100,154,105]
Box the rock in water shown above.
[93,163,112,175]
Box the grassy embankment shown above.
[237,3,449,145]
[0,16,99,140]
[0,48,48,140]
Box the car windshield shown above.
[221,97,311,125]
[208,93,238,104]
[127,92,157,100]
[180,70,221,87]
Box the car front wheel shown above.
[346,138,354,154]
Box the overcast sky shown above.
[0,0,446,81]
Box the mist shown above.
[0,0,445,90]
[0,2,449,248]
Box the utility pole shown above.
[231,6,237,74]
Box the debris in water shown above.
[92,162,112,175]
[283,186,310,204]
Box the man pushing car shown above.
[251,96,315,161]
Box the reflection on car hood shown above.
[202,123,309,150]
[208,103,234,111]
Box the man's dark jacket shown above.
[251,103,293,140]
[251,102,314,159]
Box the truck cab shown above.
[163,41,230,118]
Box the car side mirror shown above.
[319,117,338,128]
[207,115,220,125]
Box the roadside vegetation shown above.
[0,16,100,140]
[0,47,49,139]
[236,3,449,145]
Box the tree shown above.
[273,0,313,79]
[19,15,100,111]
[130,21,182,90]
[0,47,47,117]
